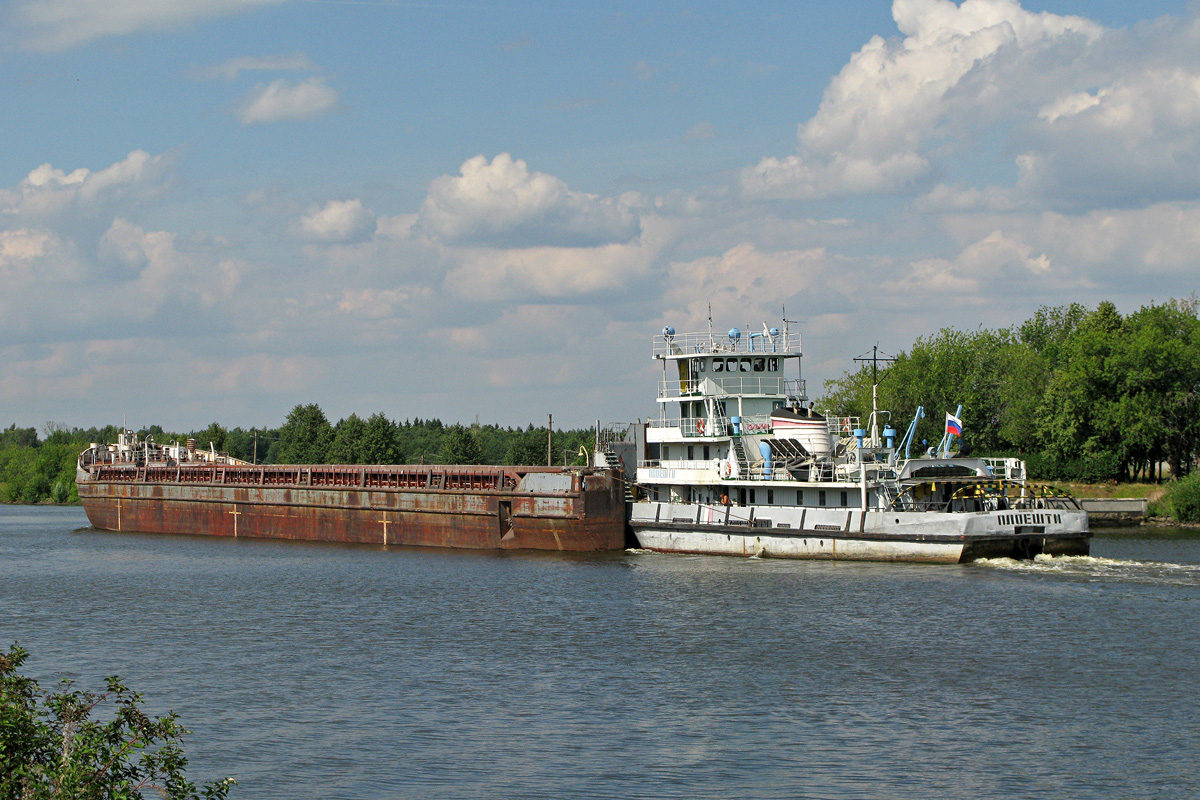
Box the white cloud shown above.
[916,183,1016,212]
[375,214,418,241]
[419,153,641,247]
[9,0,285,51]
[440,241,642,301]
[0,229,68,287]
[297,199,376,243]
[236,77,339,124]
[195,52,317,80]
[0,228,56,266]
[0,150,171,218]
[743,0,1102,199]
[1031,204,1200,276]
[336,288,417,319]
[1018,68,1200,205]
[663,243,849,328]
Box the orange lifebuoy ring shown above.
[697,420,705,435]
[722,461,732,479]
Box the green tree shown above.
[504,427,547,466]
[0,643,234,800]
[328,414,367,464]
[359,413,402,464]
[276,404,334,464]
[0,424,38,449]
[438,425,482,465]
[194,423,227,455]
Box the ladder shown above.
[600,448,635,503]
[730,437,751,478]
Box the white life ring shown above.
[722,460,733,479]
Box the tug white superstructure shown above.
[604,319,1089,563]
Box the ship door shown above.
[499,500,515,543]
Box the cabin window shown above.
[696,358,706,373]
[687,445,694,460]
[768,357,779,372]
[819,490,826,506]
[712,359,724,373]
[703,445,710,460]
[663,445,670,459]
[797,490,803,505]
[753,357,765,372]
[767,489,774,504]
[840,491,849,507]
[726,357,738,371]
[749,489,756,504]
[739,358,751,372]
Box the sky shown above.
[2,0,1199,433]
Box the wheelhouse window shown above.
[768,357,779,372]
[739,358,751,372]
[753,357,765,372]
[726,357,738,371]
[712,359,724,373]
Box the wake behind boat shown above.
[598,318,1089,563]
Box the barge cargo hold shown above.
[77,433,628,551]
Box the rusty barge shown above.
[76,431,628,551]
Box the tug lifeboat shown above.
[770,408,833,457]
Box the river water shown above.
[3,505,1198,799]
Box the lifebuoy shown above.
[722,461,732,479]
[697,420,706,435]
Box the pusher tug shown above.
[599,318,1089,563]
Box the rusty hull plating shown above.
[77,463,628,551]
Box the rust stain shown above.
[78,463,627,552]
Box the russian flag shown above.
[946,412,963,437]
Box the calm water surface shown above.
[3,506,1198,799]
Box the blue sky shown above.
[2,0,1198,433]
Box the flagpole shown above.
[940,404,963,457]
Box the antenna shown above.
[853,345,896,446]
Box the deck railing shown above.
[653,329,801,357]
[84,463,594,492]
[657,376,806,400]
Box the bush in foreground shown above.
[0,643,234,800]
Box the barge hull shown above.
[77,465,627,552]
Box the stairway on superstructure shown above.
[601,448,636,503]
[730,437,751,478]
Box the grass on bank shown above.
[1054,477,1200,523]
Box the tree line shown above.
[818,298,1200,483]
[0,408,600,504]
